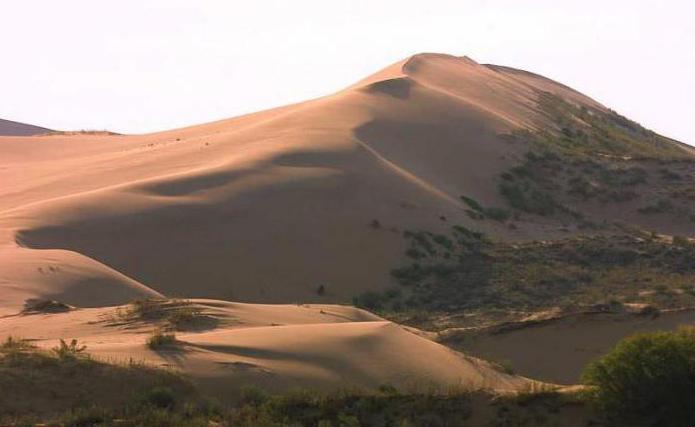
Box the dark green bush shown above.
[353,291,386,311]
[143,386,177,409]
[460,195,484,212]
[484,207,511,222]
[582,327,695,425]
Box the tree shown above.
[582,327,695,425]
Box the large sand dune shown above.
[0,53,609,308]
[1,53,690,393]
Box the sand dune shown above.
[0,53,611,305]
[0,300,533,395]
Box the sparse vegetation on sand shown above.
[115,298,207,330]
[21,298,73,314]
[354,225,695,327]
[494,94,694,223]
[460,194,512,222]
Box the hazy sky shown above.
[2,1,693,144]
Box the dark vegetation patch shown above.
[355,226,695,324]
[112,298,216,331]
[0,336,195,423]
[460,195,513,222]
[1,356,599,427]
[22,298,73,314]
[147,328,179,349]
[495,93,695,222]
[535,92,690,160]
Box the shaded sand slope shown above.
[0,300,534,395]
[1,53,612,305]
[0,118,51,136]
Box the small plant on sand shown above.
[147,329,177,349]
[51,339,87,359]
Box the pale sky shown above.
[1,1,693,144]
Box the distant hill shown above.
[0,117,51,136]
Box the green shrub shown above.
[484,207,511,222]
[460,195,484,212]
[240,385,270,406]
[499,181,558,216]
[582,327,695,425]
[142,386,177,409]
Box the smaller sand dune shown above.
[0,300,535,397]
[0,246,161,316]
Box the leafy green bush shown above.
[582,327,695,425]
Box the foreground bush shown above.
[582,327,695,425]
